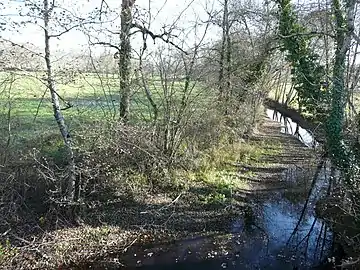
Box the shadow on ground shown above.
[0,115,333,270]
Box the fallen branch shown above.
[140,193,183,215]
[338,257,360,269]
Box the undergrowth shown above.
[0,100,273,268]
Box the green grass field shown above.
[0,71,211,145]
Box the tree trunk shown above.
[119,0,134,121]
[326,0,356,173]
[218,0,228,99]
[139,52,158,123]
[225,4,232,104]
[43,0,77,202]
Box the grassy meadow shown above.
[0,71,212,145]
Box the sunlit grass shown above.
[169,139,283,206]
[0,71,211,144]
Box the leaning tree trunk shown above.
[43,0,77,202]
[139,50,158,123]
[326,0,356,176]
[119,0,134,121]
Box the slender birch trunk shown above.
[225,6,231,98]
[43,0,77,202]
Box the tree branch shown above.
[0,38,44,58]
[90,41,120,52]
[277,31,335,39]
[352,32,360,44]
[49,24,82,38]
[131,22,187,54]
[99,0,110,20]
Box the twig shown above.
[99,0,110,20]
[90,41,120,52]
[0,38,44,58]
[122,235,140,253]
[277,31,335,39]
[33,88,48,122]
[158,193,182,211]
[140,193,183,214]
[9,233,34,245]
[338,258,360,269]
[287,156,325,245]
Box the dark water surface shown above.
[129,179,332,270]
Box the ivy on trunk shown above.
[276,0,357,183]
[276,0,327,120]
[326,0,356,177]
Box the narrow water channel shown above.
[265,109,319,148]
[85,109,333,270]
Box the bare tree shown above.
[16,0,96,203]
[42,0,77,202]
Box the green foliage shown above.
[195,169,242,206]
[0,240,16,262]
[198,140,267,172]
[276,0,357,184]
[200,192,227,206]
[324,0,353,178]
[276,0,328,119]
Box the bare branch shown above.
[131,22,187,54]
[99,0,110,20]
[90,41,120,52]
[0,38,44,59]
[49,24,82,38]
[352,32,360,44]
[277,31,335,39]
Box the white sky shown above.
[1,0,221,55]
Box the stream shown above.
[265,109,319,148]
[88,109,334,270]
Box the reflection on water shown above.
[131,165,332,270]
[266,109,318,148]
[225,165,332,269]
